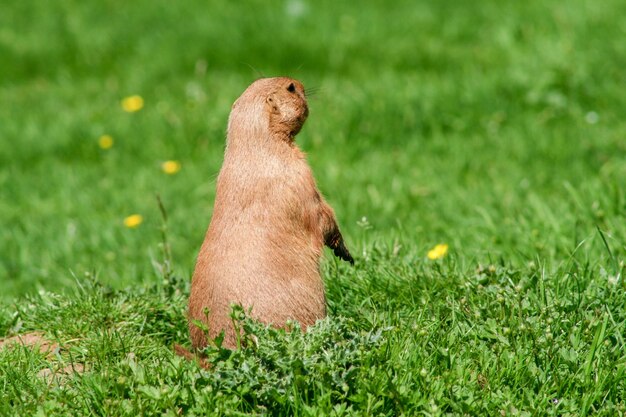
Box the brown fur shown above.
[187,77,353,350]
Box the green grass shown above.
[1,0,625,415]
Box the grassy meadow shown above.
[1,0,626,415]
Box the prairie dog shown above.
[188,77,353,349]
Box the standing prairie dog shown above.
[188,77,353,349]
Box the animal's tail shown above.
[174,344,212,370]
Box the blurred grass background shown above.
[1,0,625,298]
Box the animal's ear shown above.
[266,95,280,114]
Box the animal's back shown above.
[189,151,325,348]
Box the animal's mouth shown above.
[299,105,309,123]
[289,118,307,138]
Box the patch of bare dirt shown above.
[0,331,60,357]
[0,331,86,381]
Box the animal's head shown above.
[228,77,309,142]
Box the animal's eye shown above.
[287,83,296,93]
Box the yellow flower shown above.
[427,243,448,260]
[98,134,114,149]
[123,214,143,228]
[161,160,181,175]
[121,95,144,112]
